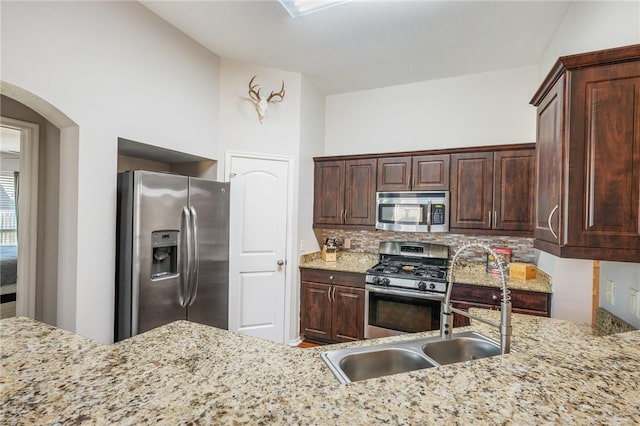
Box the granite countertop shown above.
[299,251,378,273]
[452,262,552,293]
[299,251,551,293]
[2,313,639,424]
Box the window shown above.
[0,171,17,246]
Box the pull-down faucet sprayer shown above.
[441,242,512,355]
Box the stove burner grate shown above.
[371,260,447,281]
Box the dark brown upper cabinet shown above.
[377,154,450,191]
[313,158,377,227]
[450,148,534,234]
[493,149,535,232]
[450,152,494,230]
[531,44,640,262]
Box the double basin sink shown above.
[321,331,503,384]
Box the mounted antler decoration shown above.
[248,75,285,123]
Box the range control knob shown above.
[372,276,381,284]
[418,281,427,291]
[429,282,436,290]
[380,277,390,286]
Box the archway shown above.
[1,81,80,332]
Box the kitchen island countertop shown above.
[2,311,639,424]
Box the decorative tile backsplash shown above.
[314,228,536,263]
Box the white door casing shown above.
[227,153,290,343]
[0,117,39,319]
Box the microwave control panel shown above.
[431,204,446,225]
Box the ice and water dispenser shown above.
[151,230,178,279]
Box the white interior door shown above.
[228,155,289,343]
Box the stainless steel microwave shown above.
[375,191,449,232]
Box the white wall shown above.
[217,59,302,164]
[298,76,324,257]
[291,76,325,342]
[536,252,593,323]
[600,262,640,328]
[1,1,221,342]
[325,65,538,155]
[539,1,640,82]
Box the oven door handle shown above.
[365,285,444,301]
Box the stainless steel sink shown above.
[422,335,502,365]
[338,348,437,383]
[321,331,503,384]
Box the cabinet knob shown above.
[492,294,498,300]
[329,275,334,280]
[277,259,285,266]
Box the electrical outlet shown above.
[344,238,351,249]
[605,280,615,305]
[300,240,305,253]
[629,289,638,317]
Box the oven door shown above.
[365,285,442,339]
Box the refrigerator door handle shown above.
[180,206,192,307]
[188,206,199,306]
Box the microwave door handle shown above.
[426,200,432,232]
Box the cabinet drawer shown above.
[300,269,365,288]
[451,283,550,315]
[510,291,550,314]
[451,284,500,305]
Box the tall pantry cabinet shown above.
[531,44,640,262]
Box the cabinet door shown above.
[450,152,494,229]
[493,149,535,232]
[567,62,640,250]
[344,159,377,225]
[377,156,412,191]
[534,77,564,244]
[313,160,345,225]
[300,281,332,341]
[413,154,450,190]
[331,285,365,342]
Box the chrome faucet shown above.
[440,242,512,354]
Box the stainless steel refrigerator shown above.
[115,170,229,341]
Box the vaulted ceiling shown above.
[141,1,572,94]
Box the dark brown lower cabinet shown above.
[300,269,365,343]
[451,283,551,327]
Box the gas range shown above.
[365,241,450,338]
[365,241,449,296]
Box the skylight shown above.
[278,0,350,18]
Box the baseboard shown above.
[287,336,303,347]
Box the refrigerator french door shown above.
[115,170,229,341]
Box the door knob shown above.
[277,259,285,266]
